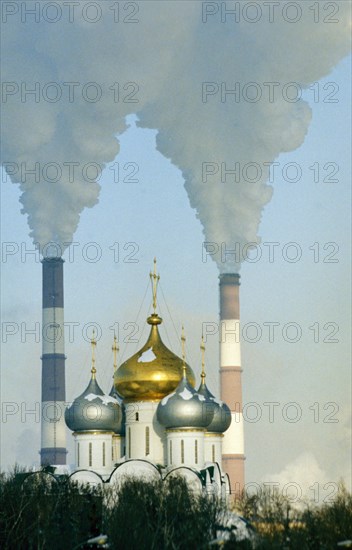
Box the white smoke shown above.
[1,1,350,264]
[262,452,330,505]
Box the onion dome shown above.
[65,332,123,434]
[197,337,231,434]
[114,260,195,402]
[108,385,125,436]
[197,382,231,433]
[157,330,214,429]
[109,383,123,403]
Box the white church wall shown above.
[69,469,103,486]
[204,433,223,464]
[112,434,124,464]
[109,459,161,485]
[166,429,205,469]
[164,467,204,494]
[125,402,164,464]
[74,432,113,475]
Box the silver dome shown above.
[197,380,231,433]
[109,384,126,436]
[65,375,123,434]
[157,370,214,429]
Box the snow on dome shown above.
[114,314,196,402]
[84,393,119,405]
[157,370,214,429]
[161,392,176,406]
[178,387,194,400]
[197,379,231,434]
[137,347,157,363]
[65,375,123,434]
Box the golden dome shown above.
[114,314,196,402]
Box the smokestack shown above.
[219,273,245,494]
[40,257,67,465]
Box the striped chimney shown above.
[40,258,67,465]
[219,273,245,494]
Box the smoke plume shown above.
[262,451,330,505]
[2,1,350,266]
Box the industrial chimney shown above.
[219,273,245,494]
[40,257,67,465]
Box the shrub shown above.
[105,476,224,549]
[0,466,102,550]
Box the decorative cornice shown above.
[73,431,115,436]
[166,428,206,433]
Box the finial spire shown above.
[112,333,119,372]
[149,257,160,314]
[200,334,206,382]
[181,325,187,377]
[91,330,97,379]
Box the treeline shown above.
[234,482,352,549]
[0,466,351,549]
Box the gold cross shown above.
[149,257,160,313]
[91,329,97,379]
[112,333,119,371]
[200,334,206,381]
[181,325,187,375]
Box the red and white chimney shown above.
[219,273,245,494]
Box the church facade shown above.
[65,262,232,496]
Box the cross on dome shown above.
[91,329,97,379]
[149,257,160,314]
[112,333,119,372]
[181,325,187,377]
[200,334,206,382]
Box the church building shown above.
[65,261,232,495]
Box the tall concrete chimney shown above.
[219,273,245,494]
[40,257,67,465]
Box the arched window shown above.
[145,427,150,456]
[135,412,139,421]
[195,440,198,464]
[181,440,184,464]
[77,442,80,467]
[212,444,215,463]
[170,440,173,464]
[102,442,106,467]
[128,427,131,458]
[89,442,92,467]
